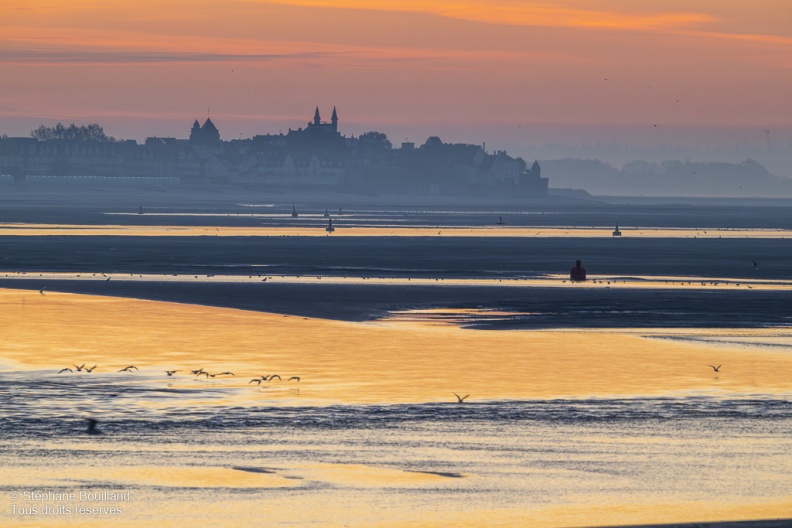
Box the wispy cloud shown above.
[0,33,584,67]
[249,0,714,31]
[0,49,335,64]
[675,29,792,46]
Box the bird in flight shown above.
[709,364,722,372]
[249,378,263,384]
[58,368,73,374]
[268,374,281,381]
[165,370,178,376]
[453,392,469,403]
[209,372,235,377]
[74,364,86,371]
[119,365,138,372]
[288,376,301,382]
[84,365,97,373]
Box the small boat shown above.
[291,203,298,218]
[326,218,335,233]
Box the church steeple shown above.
[306,106,339,136]
[189,119,201,143]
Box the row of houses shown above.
[0,109,548,195]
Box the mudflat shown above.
[2,186,791,328]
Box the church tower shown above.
[189,120,201,143]
[304,106,340,137]
[530,160,541,179]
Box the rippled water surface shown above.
[2,288,792,526]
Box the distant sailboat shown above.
[496,216,504,225]
[292,203,298,218]
[326,218,335,233]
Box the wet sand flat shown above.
[1,277,790,330]
[1,233,789,280]
[2,188,792,528]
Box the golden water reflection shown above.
[3,288,792,528]
[5,272,792,291]
[3,288,791,404]
[3,222,792,238]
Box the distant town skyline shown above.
[1,1,791,170]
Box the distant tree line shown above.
[359,131,392,150]
[30,123,116,142]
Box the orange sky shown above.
[1,0,790,155]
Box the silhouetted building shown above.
[190,118,221,145]
[0,106,549,196]
[306,106,338,136]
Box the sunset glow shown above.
[1,0,790,153]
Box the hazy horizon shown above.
[2,1,791,183]
[5,118,790,193]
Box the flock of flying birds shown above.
[56,363,723,403]
[57,364,301,383]
[58,364,460,402]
